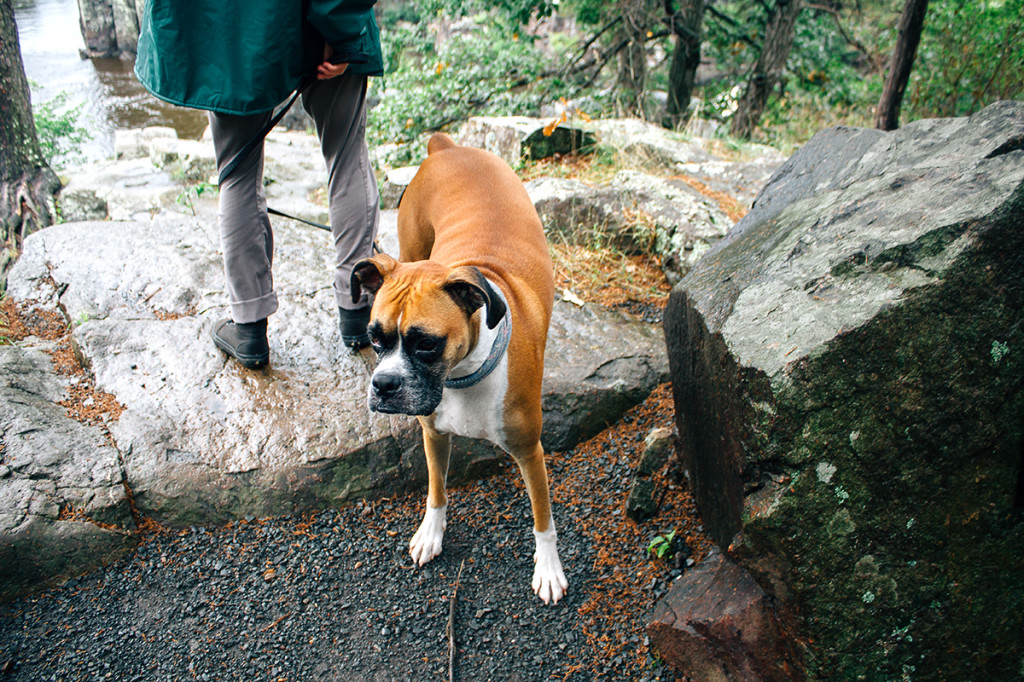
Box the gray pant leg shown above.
[301,72,380,311]
[209,110,278,324]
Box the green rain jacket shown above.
[134,0,383,116]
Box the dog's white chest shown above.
[432,356,509,449]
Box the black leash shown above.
[217,82,310,187]
[216,67,384,255]
[266,206,331,232]
[216,75,336,233]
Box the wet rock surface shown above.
[0,387,710,681]
[664,101,1024,678]
[0,113,780,677]
[0,338,137,600]
[1,210,666,597]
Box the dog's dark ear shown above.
[350,254,398,304]
[444,267,506,329]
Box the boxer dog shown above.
[350,133,567,604]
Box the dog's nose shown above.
[372,373,403,398]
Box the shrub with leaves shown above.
[368,14,575,165]
[32,90,91,171]
[905,0,1024,119]
[647,530,678,560]
[701,3,881,136]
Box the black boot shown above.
[211,318,269,368]
[339,306,371,349]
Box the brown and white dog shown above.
[350,133,567,604]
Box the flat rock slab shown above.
[663,101,1024,678]
[0,345,137,600]
[2,211,667,597]
[588,118,786,211]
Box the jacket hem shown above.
[134,70,300,117]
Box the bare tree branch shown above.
[447,560,465,682]
[704,5,759,49]
[563,16,624,76]
[805,3,884,72]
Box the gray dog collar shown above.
[444,308,512,390]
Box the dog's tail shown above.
[427,132,457,155]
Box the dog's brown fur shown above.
[352,133,565,602]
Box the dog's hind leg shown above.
[410,420,450,566]
[514,441,568,604]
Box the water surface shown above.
[14,0,207,168]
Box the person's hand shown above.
[317,43,348,80]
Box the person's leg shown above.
[302,72,380,348]
[208,110,277,367]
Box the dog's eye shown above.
[414,338,442,362]
[367,326,393,354]
[405,327,445,362]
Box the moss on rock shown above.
[665,103,1024,679]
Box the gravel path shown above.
[0,387,711,681]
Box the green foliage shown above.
[369,0,1022,159]
[701,1,764,78]
[368,13,575,165]
[175,182,219,217]
[757,87,876,154]
[787,8,877,110]
[31,89,91,171]
[418,0,556,24]
[700,2,882,140]
[647,529,677,560]
[990,340,1010,365]
[565,0,620,28]
[905,0,1024,119]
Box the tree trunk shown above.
[663,0,705,129]
[615,0,655,117]
[875,0,929,131]
[1,0,61,291]
[729,0,803,139]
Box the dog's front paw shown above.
[409,504,447,566]
[532,527,568,605]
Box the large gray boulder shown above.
[2,207,666,598]
[659,102,1024,679]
